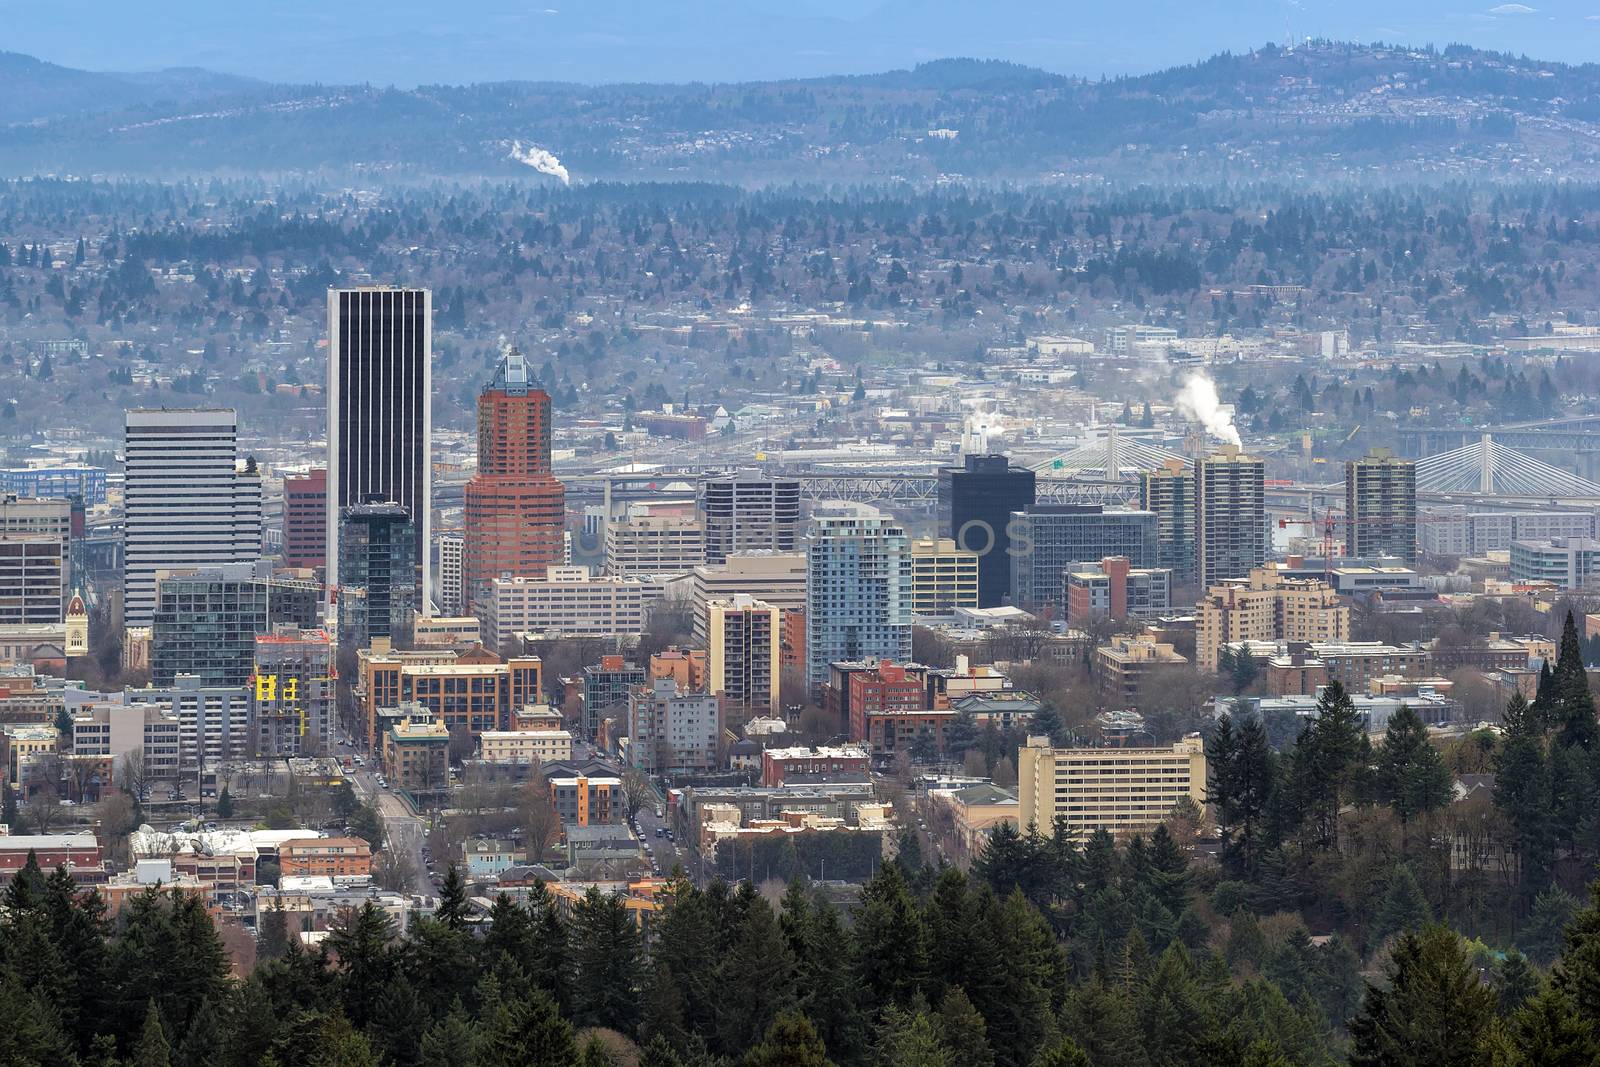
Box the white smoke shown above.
[508,141,570,185]
[1175,371,1241,448]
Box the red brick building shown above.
[761,744,871,785]
[283,468,327,572]
[463,347,566,610]
[0,832,102,874]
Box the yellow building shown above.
[1018,735,1206,840]
[478,729,573,765]
[380,716,450,791]
[1094,635,1188,708]
[909,537,979,615]
[1196,566,1349,672]
[2,723,57,790]
[357,647,542,748]
[701,595,781,721]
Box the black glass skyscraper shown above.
[937,454,1036,607]
[326,287,431,610]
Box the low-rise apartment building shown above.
[279,837,373,879]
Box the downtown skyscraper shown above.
[122,408,262,631]
[326,287,431,611]
[463,344,566,611]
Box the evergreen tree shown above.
[744,1012,835,1067]
[873,1004,953,1067]
[854,864,929,1012]
[1524,886,1580,967]
[258,900,290,963]
[1497,693,1557,891]
[1485,985,1600,1065]
[639,1035,688,1067]
[131,1000,172,1067]
[715,893,796,1054]
[1371,864,1433,948]
[1376,705,1453,824]
[216,787,234,819]
[935,987,995,1067]
[417,1002,476,1067]
[570,888,642,1034]
[478,988,576,1067]
[176,998,226,1067]
[1349,925,1496,1066]
[435,865,468,930]
[1494,951,1544,1017]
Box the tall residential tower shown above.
[1195,445,1266,589]
[804,505,912,690]
[1345,448,1418,564]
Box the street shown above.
[347,761,434,897]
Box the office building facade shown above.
[482,568,669,648]
[908,537,980,615]
[123,409,262,630]
[337,501,418,649]
[462,345,565,608]
[1140,458,1196,587]
[282,468,328,573]
[151,565,319,687]
[804,507,912,690]
[1008,505,1157,612]
[435,533,465,618]
[1065,557,1173,625]
[0,495,70,625]
[326,287,431,609]
[253,626,336,757]
[701,473,802,565]
[937,454,1036,608]
[1346,448,1417,565]
[1196,445,1266,589]
[605,516,705,576]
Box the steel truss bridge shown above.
[562,469,1140,509]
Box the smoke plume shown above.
[508,141,570,184]
[1175,372,1241,447]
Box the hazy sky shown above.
[3,0,1598,85]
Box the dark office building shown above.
[937,455,1036,607]
[327,288,431,607]
[151,565,321,687]
[338,500,418,649]
[1008,505,1158,613]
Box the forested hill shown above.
[3,41,1600,183]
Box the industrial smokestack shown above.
[1174,371,1241,448]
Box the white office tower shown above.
[326,287,432,614]
[123,408,262,630]
[436,533,464,617]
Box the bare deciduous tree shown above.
[517,779,562,864]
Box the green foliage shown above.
[1375,705,1453,822]
[1371,864,1434,949]
[1349,924,1498,1066]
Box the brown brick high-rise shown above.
[463,345,565,612]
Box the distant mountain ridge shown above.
[3,41,1600,183]
[0,51,258,125]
